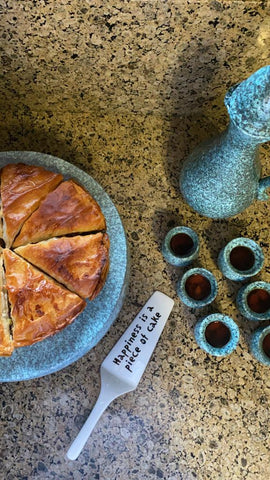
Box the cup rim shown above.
[237,281,270,321]
[194,313,239,356]
[223,237,264,277]
[165,226,199,258]
[251,325,270,366]
[162,226,199,267]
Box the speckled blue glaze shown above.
[250,325,270,366]
[217,237,264,281]
[180,66,270,218]
[177,267,217,308]
[236,281,270,321]
[0,151,129,382]
[194,314,239,357]
[162,226,199,267]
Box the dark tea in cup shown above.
[229,246,255,271]
[205,321,231,348]
[170,233,194,257]
[262,333,270,359]
[185,274,211,301]
[247,288,270,314]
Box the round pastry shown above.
[0,163,110,356]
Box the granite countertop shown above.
[0,1,270,479]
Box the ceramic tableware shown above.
[177,267,218,308]
[180,66,270,219]
[250,324,270,366]
[236,281,270,321]
[217,237,264,281]
[162,226,199,267]
[194,313,239,357]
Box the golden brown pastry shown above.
[15,233,110,300]
[0,252,14,356]
[3,249,86,348]
[1,163,63,247]
[13,180,106,247]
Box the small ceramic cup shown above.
[217,237,264,281]
[162,226,199,267]
[194,313,240,357]
[177,267,218,308]
[250,324,270,366]
[236,281,270,321]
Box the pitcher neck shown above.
[226,121,268,146]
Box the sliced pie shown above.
[0,163,63,247]
[13,180,106,247]
[0,251,14,355]
[3,249,86,348]
[15,233,110,300]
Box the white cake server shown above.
[66,290,174,460]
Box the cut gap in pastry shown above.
[0,252,14,356]
[13,179,106,247]
[1,163,63,247]
[0,178,4,246]
[3,249,86,348]
[15,233,110,300]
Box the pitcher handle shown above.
[258,177,270,201]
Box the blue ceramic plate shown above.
[0,151,129,382]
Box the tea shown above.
[205,321,231,348]
[247,288,270,314]
[185,274,211,301]
[170,233,194,257]
[229,246,255,271]
[262,333,270,359]
[262,333,270,358]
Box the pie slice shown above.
[0,251,14,356]
[15,233,110,300]
[13,180,106,247]
[0,163,63,247]
[3,249,86,348]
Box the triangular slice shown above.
[0,251,14,356]
[15,233,110,300]
[0,163,63,247]
[3,249,86,348]
[13,180,106,247]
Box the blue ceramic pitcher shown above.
[180,66,270,219]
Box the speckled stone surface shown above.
[1,1,270,479]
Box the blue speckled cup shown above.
[250,325,270,366]
[177,267,218,308]
[194,314,240,357]
[236,281,270,321]
[217,237,264,281]
[162,226,199,267]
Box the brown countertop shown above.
[0,1,270,479]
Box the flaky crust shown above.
[3,249,86,348]
[1,163,63,247]
[13,180,106,247]
[15,233,110,299]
